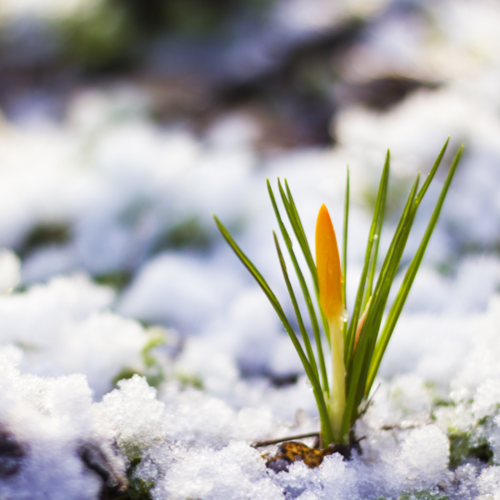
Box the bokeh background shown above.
[2,0,499,272]
[4,1,500,498]
[1,0,500,389]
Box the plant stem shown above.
[328,318,346,443]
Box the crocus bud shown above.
[316,203,346,443]
[315,204,343,326]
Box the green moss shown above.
[56,0,138,70]
[99,456,154,499]
[127,474,154,499]
[111,366,164,392]
[378,493,447,500]
[19,223,71,257]
[56,0,275,71]
[142,330,167,387]
[112,368,140,387]
[142,332,166,368]
[470,442,494,464]
[431,398,453,408]
[124,457,155,500]
[151,217,212,253]
[95,271,133,291]
[397,490,448,500]
[435,260,457,277]
[424,381,452,412]
[176,372,204,390]
[112,329,167,389]
[448,431,493,468]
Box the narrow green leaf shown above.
[213,214,334,444]
[215,139,460,446]
[273,231,334,444]
[273,231,320,386]
[341,173,421,437]
[415,137,449,204]
[364,151,390,307]
[366,145,463,394]
[344,153,390,366]
[342,167,350,340]
[279,179,331,344]
[214,215,286,318]
[267,180,329,394]
[280,180,318,291]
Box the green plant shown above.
[214,139,463,446]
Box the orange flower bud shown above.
[315,204,343,326]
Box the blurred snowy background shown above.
[2,0,500,499]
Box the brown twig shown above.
[380,423,419,431]
[252,432,320,448]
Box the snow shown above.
[0,274,155,398]
[118,252,247,333]
[0,250,20,293]
[0,357,125,500]
[4,0,500,498]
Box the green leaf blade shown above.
[345,152,390,367]
[366,144,463,394]
[213,213,334,445]
[268,180,330,394]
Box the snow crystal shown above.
[392,425,450,490]
[94,375,168,454]
[477,466,500,499]
[34,312,150,398]
[0,357,125,500]
[472,379,500,422]
[0,273,154,397]
[149,441,283,500]
[275,453,359,500]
